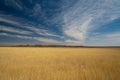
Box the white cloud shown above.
[1,0,120,46]
[64,39,83,46]
[62,0,120,45]
[63,17,92,41]
[0,33,8,36]
[0,32,61,44]
[5,0,23,10]
[0,14,62,38]
[0,17,21,26]
[0,32,33,39]
[25,26,62,38]
[0,26,32,35]
[87,32,120,46]
[35,38,61,44]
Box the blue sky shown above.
[0,0,120,46]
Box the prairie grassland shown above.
[0,47,120,80]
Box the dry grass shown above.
[0,47,120,80]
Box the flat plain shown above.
[0,47,120,80]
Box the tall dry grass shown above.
[0,47,120,80]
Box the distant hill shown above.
[0,44,120,48]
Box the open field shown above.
[0,47,120,80]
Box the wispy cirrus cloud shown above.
[63,17,92,42]
[0,14,62,38]
[64,39,83,46]
[0,16,22,26]
[0,25,32,35]
[62,0,120,45]
[0,32,33,39]
[87,32,120,46]
[35,38,61,44]
[25,26,62,37]
[0,0,120,46]
[0,32,61,44]
[4,0,23,10]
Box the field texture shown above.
[0,47,120,80]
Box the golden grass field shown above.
[0,47,120,80]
